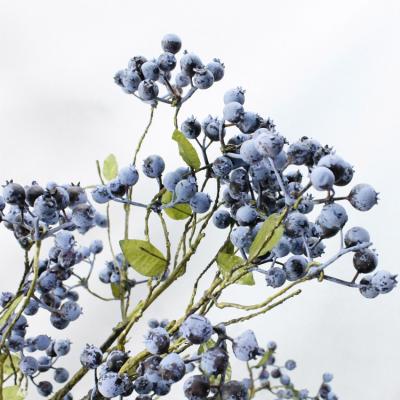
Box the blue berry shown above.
[344,227,370,247]
[181,116,201,139]
[55,230,75,252]
[98,372,128,398]
[54,367,69,383]
[240,139,263,164]
[20,356,38,376]
[60,301,82,322]
[371,270,397,293]
[118,165,139,186]
[190,192,211,213]
[254,130,285,158]
[144,327,170,355]
[159,353,185,383]
[237,111,261,133]
[283,256,308,281]
[37,381,53,397]
[183,375,210,400]
[221,381,248,400]
[223,87,245,105]
[71,204,95,231]
[316,203,348,238]
[213,209,232,229]
[121,69,142,94]
[141,61,160,81]
[180,52,203,77]
[91,185,111,204]
[193,67,214,89]
[175,72,191,87]
[310,166,335,191]
[138,79,159,101]
[142,155,165,178]
[230,226,252,249]
[80,344,103,369]
[174,177,197,203]
[200,346,229,376]
[2,182,25,206]
[348,184,378,211]
[235,205,258,226]
[223,102,244,123]
[34,335,51,351]
[90,239,104,254]
[161,34,182,54]
[158,52,176,72]
[212,156,234,177]
[202,115,225,141]
[54,339,71,356]
[180,314,213,344]
[265,267,287,288]
[232,330,260,361]
[206,58,225,81]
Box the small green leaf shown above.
[248,213,285,260]
[220,240,235,255]
[3,354,20,376]
[256,349,274,367]
[216,252,255,286]
[198,338,216,355]
[209,363,232,385]
[111,283,122,299]
[0,295,23,330]
[161,191,192,220]
[3,386,25,399]
[172,130,201,170]
[120,240,167,277]
[103,154,118,181]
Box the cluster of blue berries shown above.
[114,33,224,105]
[79,314,338,399]
[0,33,396,400]
[0,181,107,249]
[177,86,396,297]
[0,309,73,399]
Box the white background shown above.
[0,1,399,399]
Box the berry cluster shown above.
[81,315,339,399]
[114,33,224,105]
[0,33,396,400]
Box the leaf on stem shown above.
[216,252,255,286]
[111,283,122,299]
[119,239,167,277]
[161,191,192,220]
[3,386,25,399]
[3,354,20,376]
[0,295,23,331]
[103,154,118,181]
[172,130,201,170]
[248,213,284,260]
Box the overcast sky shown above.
[0,1,399,399]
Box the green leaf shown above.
[3,354,20,376]
[0,295,23,330]
[209,363,232,386]
[172,130,201,170]
[3,386,25,399]
[119,240,167,277]
[161,191,192,220]
[248,213,285,260]
[198,338,216,355]
[111,283,122,299]
[103,154,118,181]
[220,240,235,255]
[216,252,255,286]
[256,349,274,367]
